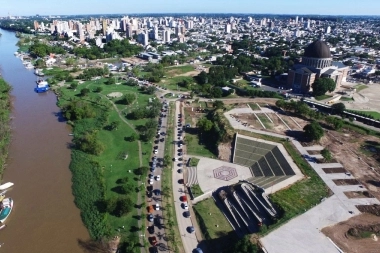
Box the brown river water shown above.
[0,29,88,252]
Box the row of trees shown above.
[73,38,142,59]
[77,67,109,80]
[127,98,161,120]
[29,41,66,58]
[0,78,11,176]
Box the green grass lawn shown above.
[257,114,272,129]
[193,198,238,251]
[185,131,216,158]
[355,84,369,92]
[57,77,156,244]
[351,110,380,120]
[248,103,260,110]
[165,65,195,77]
[191,184,203,197]
[159,76,194,91]
[189,157,200,167]
[339,97,354,101]
[315,94,332,101]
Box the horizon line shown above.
[3,12,380,17]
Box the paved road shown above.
[172,101,200,253]
[145,100,170,252]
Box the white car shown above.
[149,179,153,185]
[153,150,158,154]
[155,175,161,181]
[181,203,189,210]
[154,203,160,210]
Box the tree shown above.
[197,117,213,132]
[94,86,103,93]
[127,133,138,142]
[312,77,336,96]
[331,102,346,114]
[109,121,120,131]
[303,121,324,141]
[73,131,105,155]
[321,148,333,162]
[134,166,148,176]
[80,88,90,96]
[213,100,225,110]
[210,87,223,98]
[34,58,45,68]
[70,82,78,90]
[114,197,133,217]
[163,155,171,168]
[119,93,136,105]
[146,86,156,95]
[231,235,258,253]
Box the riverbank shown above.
[55,76,157,251]
[0,78,12,177]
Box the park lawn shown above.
[57,76,154,243]
[315,94,332,101]
[43,66,70,76]
[191,184,203,197]
[96,110,141,233]
[257,114,272,129]
[339,97,354,101]
[355,84,368,92]
[189,157,200,167]
[248,103,260,110]
[351,110,380,120]
[165,65,195,77]
[185,131,216,158]
[193,198,238,251]
[159,76,194,91]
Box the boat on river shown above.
[0,198,13,223]
[34,69,45,77]
[35,79,49,93]
[0,183,13,191]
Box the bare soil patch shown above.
[107,92,123,98]
[333,179,360,186]
[322,167,347,174]
[344,191,375,198]
[322,213,380,253]
[307,150,321,155]
[218,142,233,162]
[357,205,380,216]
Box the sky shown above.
[0,0,379,17]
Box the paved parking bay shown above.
[172,101,199,253]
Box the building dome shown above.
[304,40,331,58]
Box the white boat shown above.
[0,183,14,191]
[25,63,34,69]
[0,198,13,223]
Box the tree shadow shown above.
[111,186,124,194]
[129,225,140,233]
[52,111,67,123]
[77,238,108,253]
[132,215,141,220]
[94,199,108,213]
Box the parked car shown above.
[149,179,153,185]
[181,203,189,210]
[148,174,154,179]
[187,226,195,233]
[183,211,191,218]
[147,214,154,222]
[155,175,161,181]
[154,203,160,211]
[149,236,157,246]
[148,225,155,234]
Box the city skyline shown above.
[1,0,380,17]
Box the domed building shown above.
[287,40,349,93]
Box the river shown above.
[0,29,88,252]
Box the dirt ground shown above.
[322,167,347,174]
[218,142,233,162]
[345,191,375,199]
[322,213,380,253]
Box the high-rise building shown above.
[33,21,39,30]
[295,16,299,24]
[326,26,331,34]
[164,29,171,43]
[138,31,149,46]
[225,23,231,33]
[102,19,107,35]
[126,23,133,38]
